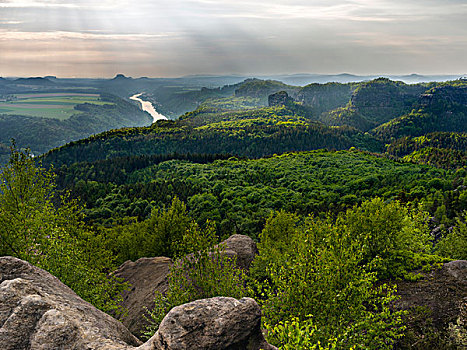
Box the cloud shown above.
[0,30,176,41]
[0,0,129,8]
[0,0,466,77]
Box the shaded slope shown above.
[374,81,467,140]
[321,78,426,131]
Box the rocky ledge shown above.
[0,256,275,350]
[113,234,258,337]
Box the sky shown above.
[0,0,466,78]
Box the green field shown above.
[0,93,113,120]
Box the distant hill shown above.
[14,77,56,85]
[373,80,467,140]
[296,82,355,117]
[319,78,427,131]
[40,78,467,168]
[234,79,299,101]
[41,105,382,167]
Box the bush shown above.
[343,198,435,279]
[436,212,467,260]
[0,146,126,314]
[256,210,407,349]
[142,221,250,339]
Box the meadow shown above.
[0,93,113,120]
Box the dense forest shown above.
[1,76,467,349]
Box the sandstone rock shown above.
[420,86,467,107]
[268,91,294,107]
[115,234,258,337]
[394,260,467,348]
[113,257,173,337]
[217,234,258,271]
[0,256,141,350]
[143,297,277,350]
[0,257,276,350]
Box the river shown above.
[130,93,167,123]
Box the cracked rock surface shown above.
[0,256,276,350]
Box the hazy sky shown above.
[1,0,466,77]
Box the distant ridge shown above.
[14,77,56,85]
[112,74,132,80]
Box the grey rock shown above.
[0,256,276,350]
[268,91,294,107]
[444,260,467,280]
[113,257,173,337]
[217,234,258,271]
[0,256,141,350]
[115,234,258,337]
[394,260,467,348]
[145,297,277,350]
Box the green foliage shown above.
[265,317,337,350]
[320,78,425,132]
[144,197,191,258]
[374,84,467,141]
[58,149,465,241]
[0,146,126,314]
[142,221,250,339]
[256,210,407,349]
[234,79,299,102]
[386,132,467,169]
[436,211,467,259]
[250,211,300,284]
[343,198,434,279]
[42,105,382,168]
[104,197,192,264]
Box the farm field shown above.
[0,93,113,120]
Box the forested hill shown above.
[319,78,427,131]
[40,78,467,169]
[373,81,467,140]
[54,149,465,236]
[42,105,382,167]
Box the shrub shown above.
[436,212,467,260]
[142,221,250,339]
[256,210,407,349]
[0,146,126,314]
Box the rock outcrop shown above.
[113,257,173,338]
[420,86,467,107]
[268,91,294,107]
[394,260,467,348]
[0,256,276,350]
[216,234,258,271]
[144,297,277,350]
[0,256,141,350]
[114,234,258,337]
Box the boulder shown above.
[0,256,276,350]
[217,234,258,271]
[394,260,467,348]
[0,256,141,350]
[115,234,258,337]
[113,257,172,338]
[143,297,277,350]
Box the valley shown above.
[1,73,467,349]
